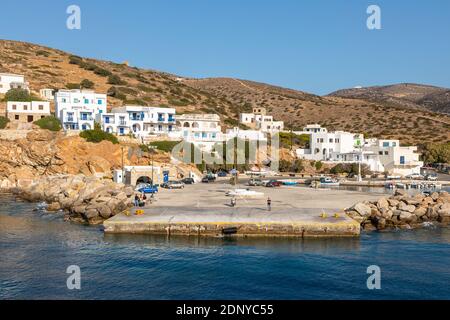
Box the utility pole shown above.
[147,145,158,185]
[121,146,124,184]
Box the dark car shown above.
[217,171,228,177]
[201,174,216,183]
[265,179,282,187]
[182,177,195,184]
[201,177,211,183]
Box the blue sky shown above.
[0,0,449,95]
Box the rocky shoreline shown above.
[345,190,450,231]
[15,175,135,224]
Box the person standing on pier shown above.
[267,197,272,211]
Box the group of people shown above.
[134,193,149,207]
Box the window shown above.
[38,105,44,110]
[74,98,80,103]
[400,156,405,164]
[98,100,103,105]
[383,142,389,147]
[329,139,333,143]
[211,133,216,139]
[392,142,397,147]
[12,104,16,110]
[15,115,19,120]
[62,98,67,103]
[335,138,340,143]
[379,151,383,155]
[84,99,89,104]
[384,151,389,155]
[105,117,110,124]
[202,132,207,138]
[23,105,27,111]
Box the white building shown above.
[0,73,29,94]
[55,89,107,131]
[176,113,224,151]
[39,88,55,101]
[6,101,50,123]
[296,130,363,161]
[240,107,284,133]
[296,124,328,134]
[98,105,176,139]
[225,127,267,141]
[295,126,423,176]
[363,139,423,175]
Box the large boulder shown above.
[352,202,372,217]
[377,198,389,211]
[399,211,414,223]
[398,202,416,213]
[414,207,427,218]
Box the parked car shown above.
[426,174,438,181]
[217,171,228,177]
[201,174,216,183]
[248,178,265,186]
[265,179,282,187]
[138,185,158,194]
[182,177,195,184]
[161,181,185,189]
[405,173,425,180]
[201,176,213,183]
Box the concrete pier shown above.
[104,183,383,237]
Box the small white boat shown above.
[226,189,264,198]
[319,177,340,186]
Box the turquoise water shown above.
[1,193,449,300]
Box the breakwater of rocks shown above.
[345,190,450,230]
[15,175,135,224]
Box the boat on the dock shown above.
[225,188,265,198]
[319,177,340,186]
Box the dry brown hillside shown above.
[328,83,450,114]
[1,39,449,145]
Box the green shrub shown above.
[144,140,181,153]
[93,67,112,77]
[80,79,94,89]
[3,88,35,102]
[33,116,62,131]
[315,161,323,171]
[69,55,83,65]
[80,126,119,144]
[66,83,80,90]
[107,74,126,85]
[107,86,127,100]
[0,116,10,129]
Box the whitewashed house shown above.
[176,114,224,151]
[6,101,50,123]
[363,139,423,175]
[0,73,29,94]
[296,130,363,161]
[98,105,176,139]
[225,127,267,142]
[240,107,284,133]
[39,88,55,101]
[55,89,107,131]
